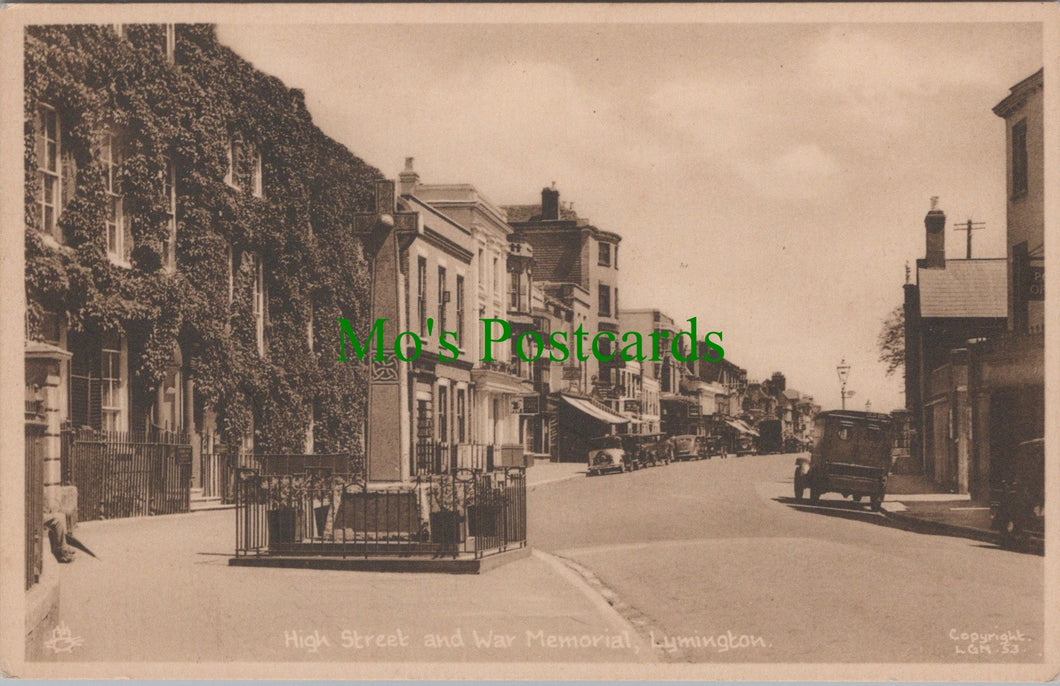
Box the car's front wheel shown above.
[1000,515,1023,550]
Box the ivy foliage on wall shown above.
[25,24,378,454]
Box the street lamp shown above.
[836,358,851,411]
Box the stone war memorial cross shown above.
[351,179,420,482]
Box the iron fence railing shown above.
[201,448,259,503]
[234,463,526,560]
[416,442,496,476]
[26,418,46,590]
[61,424,192,521]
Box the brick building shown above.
[903,201,1008,491]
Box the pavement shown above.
[882,472,997,544]
[526,458,586,488]
[42,474,654,664]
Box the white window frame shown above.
[251,146,263,198]
[162,154,177,272]
[417,256,428,335]
[102,130,129,265]
[251,252,266,356]
[165,24,175,63]
[226,242,235,305]
[224,135,241,189]
[456,386,467,443]
[100,331,128,432]
[36,104,61,241]
[304,404,315,454]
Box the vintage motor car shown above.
[631,434,674,466]
[672,434,701,461]
[702,435,727,458]
[794,410,894,511]
[586,435,628,476]
[735,435,757,457]
[991,438,1044,550]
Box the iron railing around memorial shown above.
[413,441,527,476]
[61,424,192,522]
[234,460,526,560]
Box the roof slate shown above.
[918,259,1007,319]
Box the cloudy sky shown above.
[218,20,1041,411]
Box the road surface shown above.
[530,453,1044,663]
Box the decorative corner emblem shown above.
[44,621,84,654]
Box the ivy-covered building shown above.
[25,24,379,496]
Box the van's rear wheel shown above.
[794,468,805,501]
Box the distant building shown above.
[504,187,630,460]
[903,201,1008,491]
[504,186,622,395]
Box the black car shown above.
[991,438,1044,550]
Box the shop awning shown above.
[557,394,630,425]
[725,418,759,437]
[736,419,760,437]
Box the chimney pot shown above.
[924,198,946,268]
[399,157,420,196]
[541,186,560,221]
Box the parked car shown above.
[702,435,727,458]
[672,434,700,461]
[794,410,894,511]
[586,435,627,476]
[622,433,673,467]
[735,435,756,457]
[991,438,1044,550]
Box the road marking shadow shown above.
[772,496,888,526]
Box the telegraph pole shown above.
[954,219,985,259]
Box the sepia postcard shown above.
[1,2,1057,681]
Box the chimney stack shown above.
[398,157,419,196]
[541,183,560,221]
[924,196,946,269]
